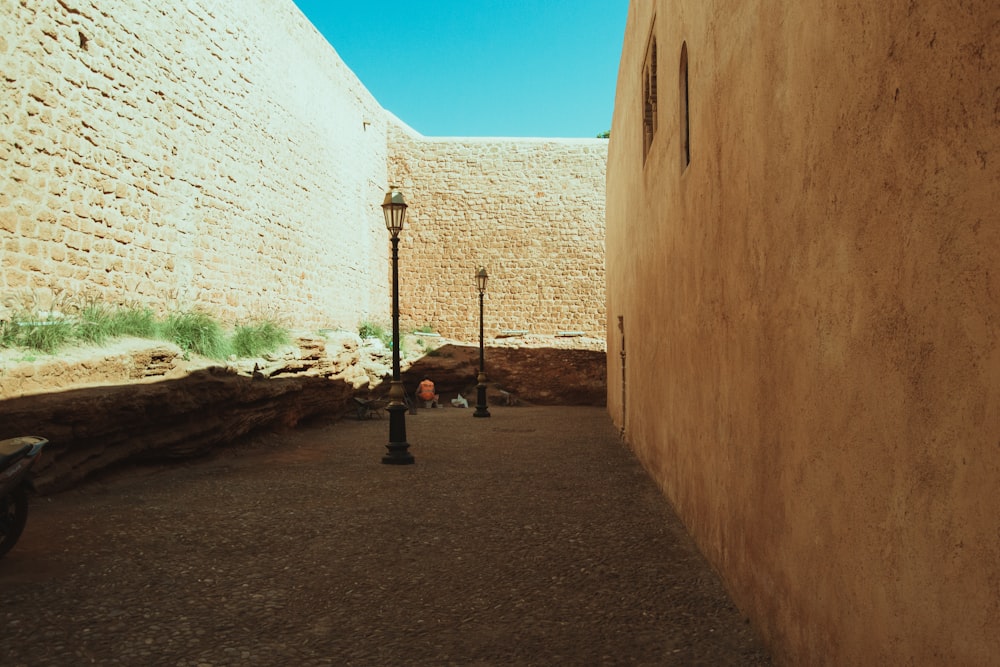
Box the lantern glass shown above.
[382,189,407,237]
[476,267,488,293]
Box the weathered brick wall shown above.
[388,121,607,341]
[1,0,391,329]
[1,0,607,346]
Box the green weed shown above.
[1,292,291,362]
[232,320,290,358]
[0,310,75,354]
[109,306,158,339]
[358,320,392,348]
[17,319,75,354]
[74,302,114,345]
[160,311,231,360]
[0,319,18,348]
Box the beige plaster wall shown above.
[607,0,999,664]
[388,121,608,341]
[1,0,391,329]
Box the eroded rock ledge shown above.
[0,332,606,493]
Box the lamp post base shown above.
[382,443,414,465]
[382,385,414,464]
[473,373,490,418]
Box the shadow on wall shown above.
[398,344,607,407]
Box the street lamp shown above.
[381,187,414,464]
[473,266,491,418]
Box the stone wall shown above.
[1,0,391,329]
[388,121,607,341]
[1,0,608,348]
[607,1,999,664]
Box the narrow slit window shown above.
[680,41,690,169]
[642,31,657,163]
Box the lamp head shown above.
[382,188,407,237]
[476,266,488,294]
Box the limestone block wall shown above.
[388,121,608,341]
[607,0,999,664]
[1,0,390,329]
[1,1,609,346]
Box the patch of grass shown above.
[70,299,158,346]
[232,320,290,358]
[1,292,291,362]
[1,310,75,354]
[160,311,231,360]
[109,306,158,339]
[0,319,18,348]
[15,319,76,354]
[358,320,386,339]
[74,302,115,346]
[358,320,392,349]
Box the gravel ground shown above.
[1,406,771,666]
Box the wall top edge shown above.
[385,112,608,145]
[414,136,610,144]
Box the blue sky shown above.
[290,1,628,138]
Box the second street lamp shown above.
[381,187,414,464]
[474,266,491,418]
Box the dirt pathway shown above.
[1,406,771,666]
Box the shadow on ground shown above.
[0,406,771,666]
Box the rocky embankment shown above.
[0,332,606,493]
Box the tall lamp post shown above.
[381,188,414,464]
[473,266,491,418]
